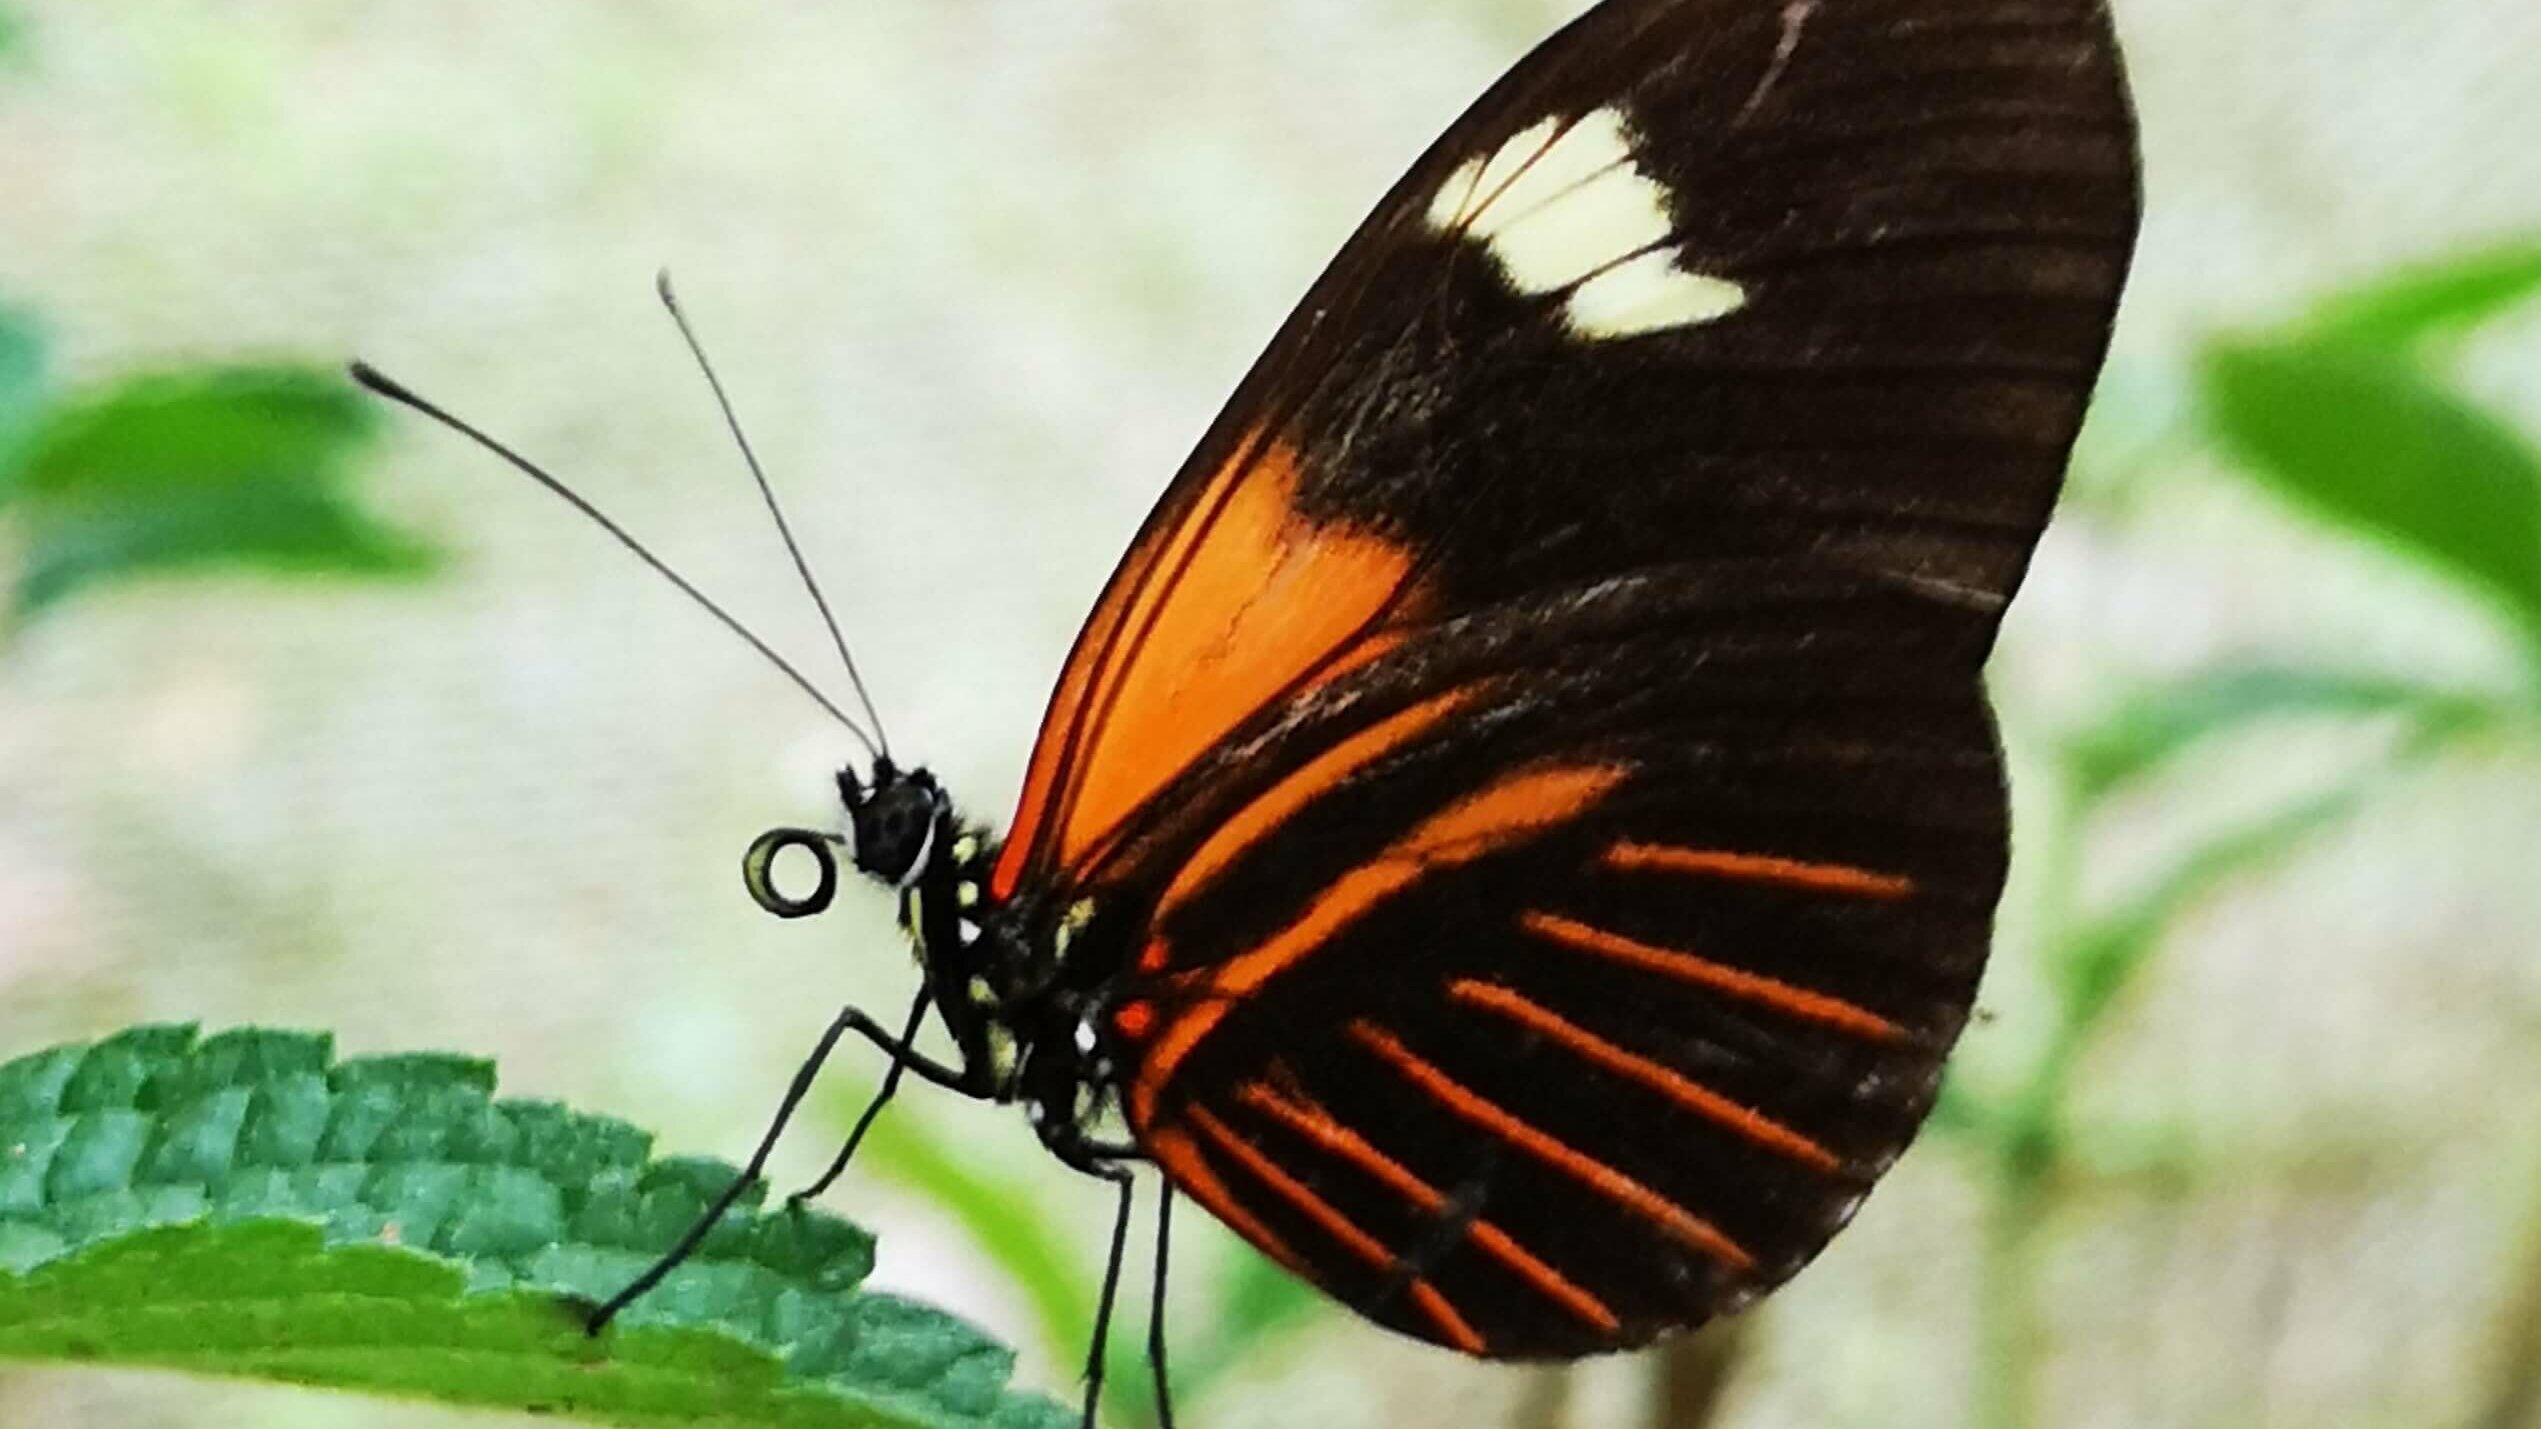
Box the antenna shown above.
[655,270,893,761]
[347,359,882,760]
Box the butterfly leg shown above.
[1148,1180,1179,1429]
[791,989,950,1203]
[1057,1150,1137,1429]
[588,988,982,1333]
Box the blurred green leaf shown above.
[1162,1247,1320,1405]
[1927,1077,2001,1147]
[11,366,375,501]
[1100,1231,1322,1429]
[2306,240,2541,350]
[2,365,440,616]
[12,485,438,615]
[2199,338,2541,643]
[857,1111,1094,1379]
[2055,754,2421,1030]
[0,1023,1072,1429]
[0,305,42,465]
[2064,665,2504,802]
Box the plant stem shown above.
[1652,1317,1752,1429]
[1972,1142,2051,1429]
[2471,1176,2541,1429]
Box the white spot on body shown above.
[1426,107,1747,340]
[1074,1019,1099,1055]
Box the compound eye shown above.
[743,827,842,919]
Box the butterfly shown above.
[356,0,2139,1423]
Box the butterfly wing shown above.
[998,0,2138,1354]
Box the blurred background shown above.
[2,1,2538,1426]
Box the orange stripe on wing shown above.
[1605,842,1916,899]
[1186,1105,1486,1354]
[1522,911,1908,1045]
[1238,1081,1619,1336]
[1158,686,1484,919]
[1143,1123,1304,1275]
[1347,1022,1755,1273]
[1447,980,1843,1175]
[1129,763,1629,1127]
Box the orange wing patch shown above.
[994,430,1415,899]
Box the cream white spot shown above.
[1568,249,1746,335]
[1426,107,1747,340]
[1428,116,1559,230]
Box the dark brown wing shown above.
[1005,0,2138,1356]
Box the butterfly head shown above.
[740,758,949,919]
[837,757,947,890]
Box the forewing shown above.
[993,0,2137,903]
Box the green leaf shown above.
[11,482,439,614]
[0,1024,1071,1429]
[2064,666,2505,803]
[0,304,42,467]
[9,366,374,501]
[3,365,441,616]
[2199,338,2541,642]
[2306,240,2541,350]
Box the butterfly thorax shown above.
[837,759,1124,1149]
